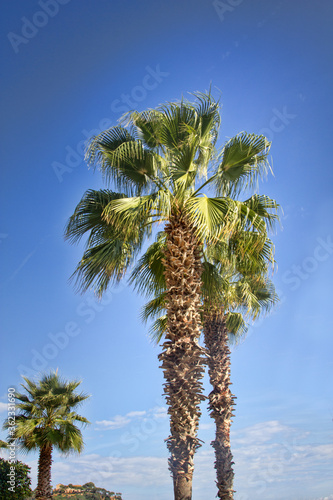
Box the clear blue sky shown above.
[1,1,332,498]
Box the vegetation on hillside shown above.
[52,482,122,500]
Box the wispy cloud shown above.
[231,419,299,445]
[96,415,131,430]
[126,411,146,419]
[0,402,8,413]
[95,406,167,431]
[232,421,333,500]
[152,406,167,419]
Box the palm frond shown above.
[147,315,167,345]
[225,311,248,338]
[129,234,166,296]
[242,194,279,232]
[201,260,229,304]
[124,109,164,149]
[103,190,171,235]
[215,133,271,197]
[85,126,162,195]
[140,293,166,323]
[186,195,242,243]
[71,238,136,296]
[64,189,126,245]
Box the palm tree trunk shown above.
[35,443,53,500]
[204,313,236,499]
[159,210,205,500]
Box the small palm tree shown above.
[3,371,90,500]
[65,91,278,499]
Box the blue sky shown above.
[1,1,333,498]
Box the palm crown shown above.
[10,373,89,453]
[3,372,90,500]
[66,92,277,297]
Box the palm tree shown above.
[200,177,278,498]
[65,91,278,499]
[3,371,90,500]
[203,274,277,499]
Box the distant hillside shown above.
[52,482,122,500]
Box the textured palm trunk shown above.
[204,313,236,499]
[35,444,53,500]
[159,210,205,500]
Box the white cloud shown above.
[232,420,295,446]
[126,411,146,419]
[96,415,131,430]
[199,423,214,431]
[95,406,168,430]
[0,402,8,413]
[152,406,167,419]
[231,421,333,500]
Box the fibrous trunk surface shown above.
[204,314,236,500]
[36,444,53,500]
[159,210,205,500]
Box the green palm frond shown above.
[71,238,136,296]
[64,189,126,245]
[252,276,279,314]
[140,293,166,324]
[186,195,238,242]
[201,260,229,304]
[224,230,275,278]
[124,109,164,150]
[102,141,161,193]
[65,189,148,295]
[169,146,197,190]
[86,125,135,163]
[242,194,279,232]
[225,312,248,338]
[189,90,220,144]
[103,189,173,238]
[157,100,199,150]
[86,126,161,195]
[147,315,167,345]
[186,195,269,243]
[231,274,278,320]
[129,234,166,296]
[215,133,271,197]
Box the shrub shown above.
[0,457,32,499]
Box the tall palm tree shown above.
[65,91,278,499]
[202,275,277,500]
[3,372,90,500]
[200,178,278,499]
